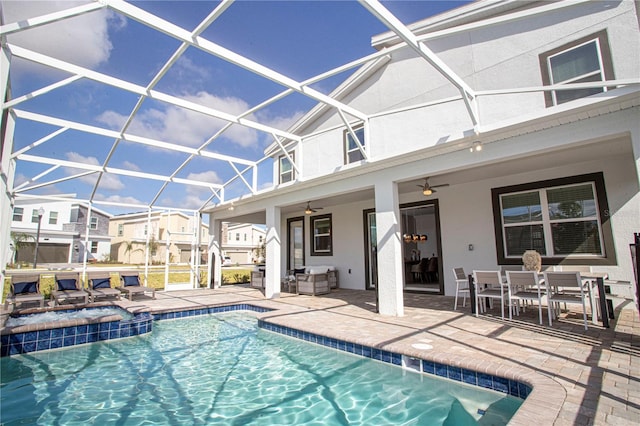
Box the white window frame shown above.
[279,153,295,184]
[49,211,58,225]
[344,126,365,164]
[118,223,124,236]
[493,174,614,265]
[91,241,98,254]
[12,207,23,222]
[90,216,98,230]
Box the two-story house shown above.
[221,223,266,265]
[10,199,112,265]
[204,0,640,315]
[109,211,209,265]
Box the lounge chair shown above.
[87,272,121,302]
[52,272,89,306]
[118,272,156,301]
[5,274,45,309]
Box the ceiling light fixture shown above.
[470,141,482,152]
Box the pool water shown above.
[0,312,522,425]
[4,307,133,327]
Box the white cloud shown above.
[122,161,141,172]
[65,152,124,191]
[186,171,222,185]
[3,1,123,70]
[97,91,260,148]
[257,110,306,132]
[93,194,145,206]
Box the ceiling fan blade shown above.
[430,183,450,188]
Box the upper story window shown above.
[91,241,98,254]
[89,217,98,230]
[235,233,240,241]
[279,153,295,184]
[12,207,24,222]
[70,207,79,222]
[540,30,613,107]
[492,173,614,265]
[118,223,124,236]
[49,211,58,225]
[31,209,41,223]
[144,224,148,236]
[311,214,333,256]
[344,126,365,164]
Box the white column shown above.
[209,216,222,288]
[265,205,282,299]
[0,46,15,297]
[374,179,404,316]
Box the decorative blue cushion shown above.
[91,278,111,289]
[57,279,77,291]
[14,281,38,295]
[123,275,140,286]
[294,268,305,275]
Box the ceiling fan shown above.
[417,178,449,196]
[304,201,323,215]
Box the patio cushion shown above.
[14,281,38,294]
[91,278,111,289]
[57,279,77,291]
[123,275,140,286]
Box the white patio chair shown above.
[473,270,509,320]
[544,271,589,330]
[506,270,543,324]
[452,267,470,310]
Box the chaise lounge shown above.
[52,272,89,306]
[87,272,121,302]
[5,274,45,309]
[118,272,156,301]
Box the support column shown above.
[265,205,282,299]
[374,179,404,316]
[209,216,222,289]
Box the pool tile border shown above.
[257,319,532,400]
[1,309,152,357]
[2,302,531,404]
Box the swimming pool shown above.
[0,311,522,425]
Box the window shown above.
[31,209,41,223]
[70,208,79,222]
[12,207,23,222]
[492,173,614,265]
[244,233,247,241]
[144,225,148,236]
[118,223,124,236]
[91,241,98,254]
[311,214,332,256]
[344,126,365,164]
[279,153,295,184]
[49,211,58,225]
[235,233,240,241]
[540,30,613,107]
[90,217,98,230]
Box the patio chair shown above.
[52,272,89,306]
[118,272,156,301]
[506,270,544,324]
[87,272,121,302]
[544,271,589,330]
[250,269,265,289]
[473,270,510,320]
[5,274,44,309]
[452,267,470,310]
[296,267,331,296]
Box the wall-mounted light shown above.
[469,141,483,152]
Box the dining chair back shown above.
[544,271,588,330]
[506,270,543,324]
[473,270,508,320]
[452,267,470,310]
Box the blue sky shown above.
[4,0,470,214]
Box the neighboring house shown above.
[109,211,208,264]
[205,0,640,315]
[221,223,266,265]
[10,199,112,264]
